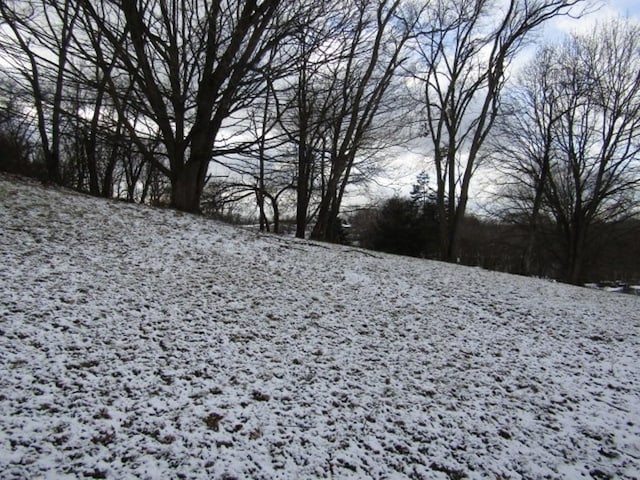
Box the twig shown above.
[344,249,381,259]
[311,321,353,343]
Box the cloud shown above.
[548,0,640,37]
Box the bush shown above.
[354,197,439,258]
[0,101,45,179]
[0,132,44,179]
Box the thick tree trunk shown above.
[101,170,114,198]
[45,151,61,185]
[522,190,545,275]
[171,161,206,213]
[566,245,584,285]
[139,163,155,204]
[295,180,310,238]
[170,115,211,212]
[446,222,459,263]
[310,205,329,241]
[437,207,459,262]
[257,191,269,232]
[521,231,537,276]
[435,178,448,260]
[101,152,118,198]
[263,191,280,234]
[567,260,583,285]
[295,136,312,239]
[310,185,340,242]
[565,227,587,284]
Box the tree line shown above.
[1,0,638,284]
[350,184,640,285]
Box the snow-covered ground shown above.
[1,174,639,480]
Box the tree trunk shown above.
[257,190,268,232]
[272,199,280,234]
[85,135,101,196]
[101,149,118,198]
[566,226,587,284]
[435,161,448,261]
[522,171,548,275]
[87,155,100,195]
[45,151,61,185]
[295,128,312,239]
[311,184,341,242]
[262,191,280,234]
[139,163,155,204]
[295,175,311,238]
[446,219,459,263]
[566,245,584,285]
[171,160,207,213]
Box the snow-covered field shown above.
[1,174,639,480]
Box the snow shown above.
[1,174,639,479]
[604,287,625,293]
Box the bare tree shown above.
[218,0,414,241]
[303,0,420,242]
[68,14,127,198]
[0,0,80,183]
[411,0,587,262]
[489,46,565,275]
[0,79,38,176]
[227,43,297,233]
[493,18,640,283]
[274,2,344,238]
[545,19,640,283]
[77,0,305,213]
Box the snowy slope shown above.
[1,174,639,480]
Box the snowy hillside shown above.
[1,174,639,480]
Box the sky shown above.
[548,0,640,36]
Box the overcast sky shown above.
[550,0,640,34]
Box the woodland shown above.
[1,0,639,285]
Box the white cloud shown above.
[548,0,640,37]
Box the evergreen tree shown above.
[368,173,440,257]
